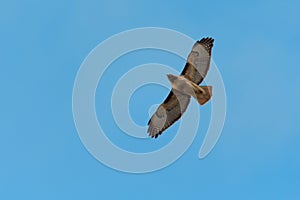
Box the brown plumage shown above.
[147,37,214,138]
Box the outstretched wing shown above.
[147,91,190,138]
[147,37,214,138]
[181,37,214,84]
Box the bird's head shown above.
[166,74,178,83]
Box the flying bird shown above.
[147,37,214,138]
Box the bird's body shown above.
[167,74,212,105]
[147,37,214,138]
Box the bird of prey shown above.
[147,37,214,138]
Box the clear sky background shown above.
[1,0,300,199]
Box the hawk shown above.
[147,37,214,138]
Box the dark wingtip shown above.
[147,124,162,139]
[197,37,214,55]
[197,37,214,44]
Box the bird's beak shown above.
[167,74,178,83]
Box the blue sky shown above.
[1,0,300,199]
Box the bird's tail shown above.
[192,85,212,105]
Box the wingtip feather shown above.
[197,37,214,55]
[197,37,214,44]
